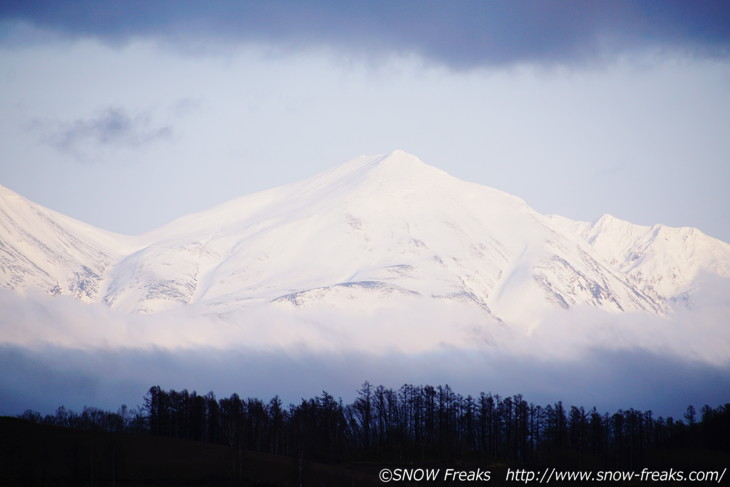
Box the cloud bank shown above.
[2,1,729,67]
[0,287,728,418]
[2,343,728,421]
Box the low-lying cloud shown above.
[1,287,728,418]
[1,344,728,420]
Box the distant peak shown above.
[379,149,424,165]
[388,148,414,158]
[592,213,635,230]
[594,213,619,224]
[374,149,442,173]
[366,150,452,184]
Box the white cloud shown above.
[1,286,727,417]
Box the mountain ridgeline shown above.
[1,150,729,340]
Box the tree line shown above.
[19,383,730,467]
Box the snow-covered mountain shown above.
[2,150,729,330]
[0,185,140,302]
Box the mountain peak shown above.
[380,148,420,163]
[371,149,430,172]
[2,152,728,330]
[590,213,639,232]
[363,149,452,187]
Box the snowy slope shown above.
[0,185,140,302]
[2,151,729,329]
[98,150,663,321]
[548,213,730,308]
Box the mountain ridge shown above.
[1,151,728,327]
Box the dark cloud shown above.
[1,344,728,419]
[30,107,172,156]
[1,1,729,67]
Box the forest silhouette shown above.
[4,383,729,485]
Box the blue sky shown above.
[1,0,729,243]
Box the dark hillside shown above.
[0,417,379,486]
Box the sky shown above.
[0,1,729,243]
